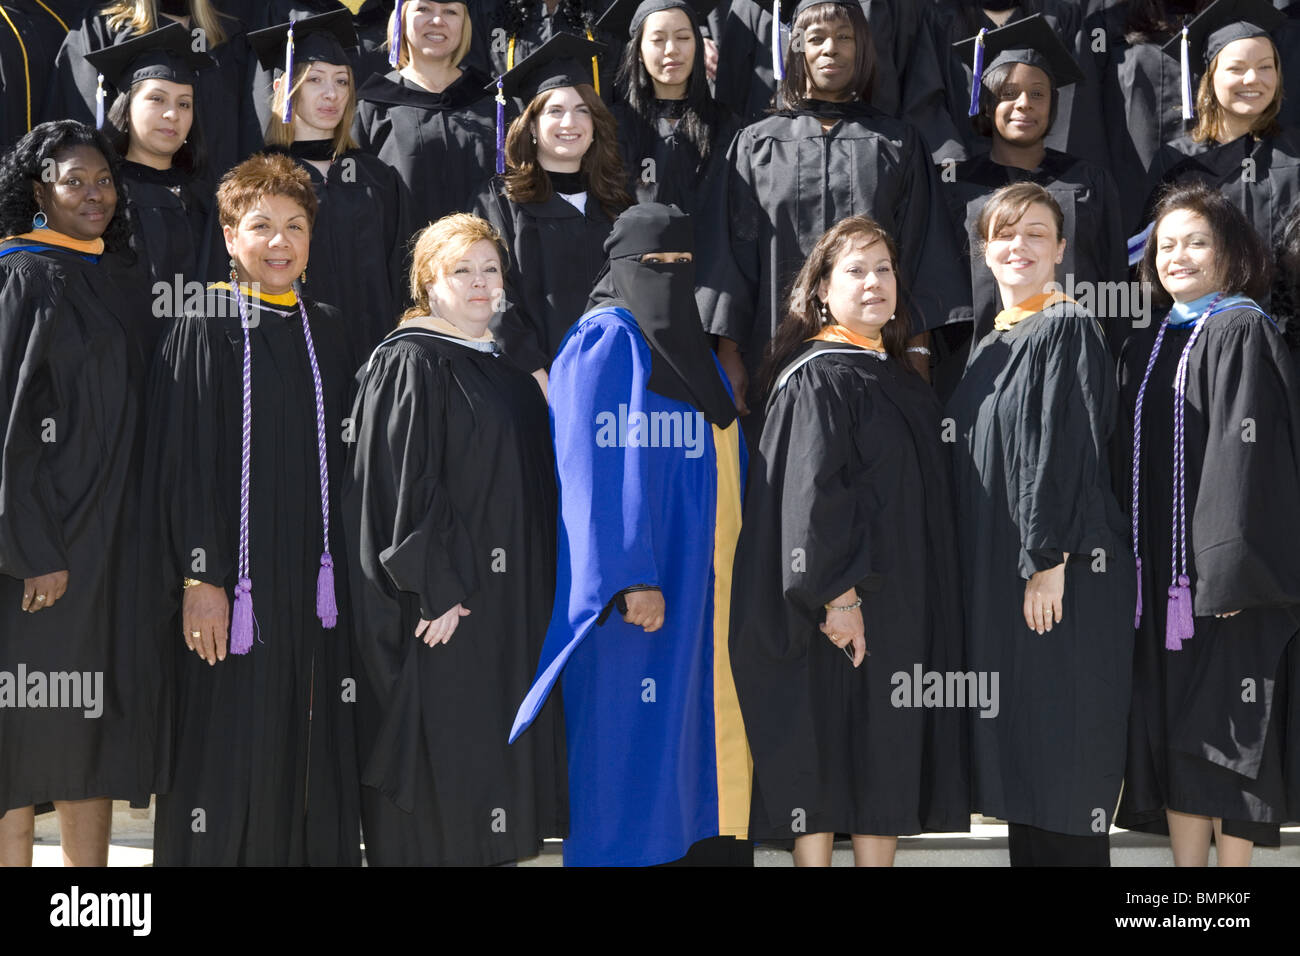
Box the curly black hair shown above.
[0,120,133,253]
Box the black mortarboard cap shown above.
[953,14,1084,90]
[595,0,719,39]
[1161,0,1286,64]
[84,23,213,128]
[486,32,606,102]
[247,8,358,74]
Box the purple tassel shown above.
[1165,574,1194,651]
[495,77,505,175]
[231,577,254,655]
[1134,556,1143,628]
[968,29,986,117]
[388,1,404,69]
[316,552,338,629]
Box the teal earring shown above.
[32,210,47,229]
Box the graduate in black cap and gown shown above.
[45,1,260,180]
[1117,182,1300,864]
[342,213,567,866]
[88,23,220,291]
[699,0,965,441]
[0,0,70,150]
[473,33,630,388]
[1138,0,1300,299]
[729,215,969,866]
[146,151,361,866]
[249,8,411,354]
[602,0,740,225]
[510,203,752,867]
[937,15,1126,392]
[352,0,499,228]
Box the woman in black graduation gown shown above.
[89,23,218,289]
[1079,0,1210,212]
[1139,0,1299,295]
[946,182,1134,866]
[729,215,969,867]
[353,0,498,228]
[0,120,154,865]
[700,0,964,435]
[249,9,411,355]
[342,213,566,866]
[45,0,260,180]
[605,0,740,218]
[937,15,1126,393]
[0,0,70,150]
[146,152,361,865]
[1117,182,1300,864]
[474,34,630,390]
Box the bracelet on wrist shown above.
[905,346,931,356]
[824,597,862,612]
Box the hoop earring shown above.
[32,210,47,229]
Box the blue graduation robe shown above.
[510,307,751,866]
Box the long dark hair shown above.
[502,83,631,213]
[1139,181,1272,307]
[0,120,133,252]
[952,0,1047,37]
[1275,207,1300,351]
[1122,0,1212,44]
[758,215,914,400]
[104,80,207,175]
[777,1,875,110]
[615,4,721,162]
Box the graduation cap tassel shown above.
[1133,556,1143,628]
[1179,24,1193,121]
[495,76,506,175]
[968,28,987,118]
[282,21,295,124]
[772,0,783,82]
[388,0,403,69]
[94,73,105,129]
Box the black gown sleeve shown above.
[1191,314,1300,614]
[698,125,759,349]
[0,262,68,578]
[472,181,549,374]
[1014,311,1118,578]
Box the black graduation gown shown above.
[473,177,615,373]
[0,0,69,150]
[915,1,1091,164]
[1080,7,1189,212]
[1141,129,1300,261]
[117,160,217,291]
[611,101,741,219]
[945,302,1135,837]
[146,286,361,865]
[44,8,261,181]
[939,148,1127,357]
[1274,3,1300,131]
[710,0,925,122]
[271,144,411,355]
[342,327,567,865]
[246,0,393,139]
[698,103,968,420]
[353,67,497,229]
[729,341,969,839]
[0,240,157,813]
[1115,307,1300,842]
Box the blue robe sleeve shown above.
[510,310,661,741]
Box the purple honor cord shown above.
[1130,292,1224,650]
[227,283,338,656]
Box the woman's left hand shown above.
[1023,562,1065,634]
[704,37,719,82]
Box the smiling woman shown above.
[144,150,362,866]
[0,120,154,868]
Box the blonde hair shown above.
[1192,37,1283,143]
[103,0,227,47]
[387,1,473,70]
[401,213,506,323]
[264,61,360,157]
